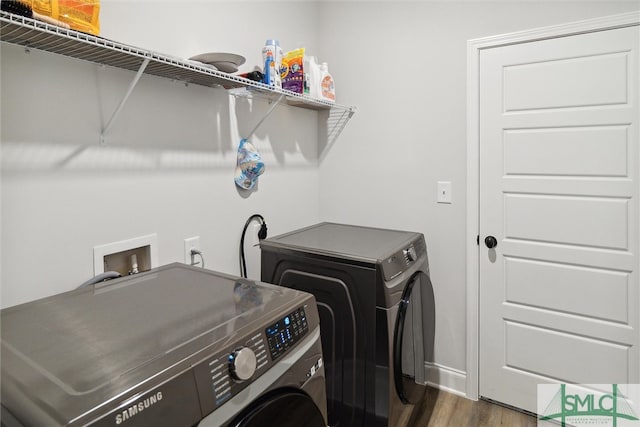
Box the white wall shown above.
[1,1,324,307]
[2,0,639,395]
[316,1,640,392]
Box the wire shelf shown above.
[0,11,356,115]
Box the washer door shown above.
[228,388,326,427]
[393,271,430,404]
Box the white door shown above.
[479,25,639,413]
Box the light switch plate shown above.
[437,181,452,204]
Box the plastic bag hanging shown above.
[234,138,265,190]
[233,94,284,190]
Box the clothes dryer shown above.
[261,222,435,427]
[1,263,326,427]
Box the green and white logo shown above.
[538,384,640,427]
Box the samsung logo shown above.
[115,391,163,424]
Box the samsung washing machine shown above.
[261,222,435,427]
[1,263,327,427]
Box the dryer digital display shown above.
[266,307,308,360]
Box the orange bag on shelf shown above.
[30,0,100,35]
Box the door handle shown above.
[484,236,498,249]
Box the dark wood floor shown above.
[405,387,538,426]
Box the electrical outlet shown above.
[184,236,201,266]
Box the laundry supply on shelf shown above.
[262,39,283,88]
[282,48,305,94]
[30,0,100,35]
[258,40,335,102]
[304,55,320,98]
[319,62,335,103]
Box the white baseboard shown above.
[424,362,468,397]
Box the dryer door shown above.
[393,271,429,404]
[228,388,326,427]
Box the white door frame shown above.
[465,10,640,401]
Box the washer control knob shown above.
[229,347,257,382]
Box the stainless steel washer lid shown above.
[260,222,421,263]
[1,263,308,426]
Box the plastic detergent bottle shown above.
[263,52,274,86]
[262,39,282,88]
[319,62,335,103]
[304,55,320,98]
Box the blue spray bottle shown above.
[263,52,274,86]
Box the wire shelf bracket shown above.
[100,57,150,145]
[244,94,286,140]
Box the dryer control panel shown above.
[266,307,309,360]
[381,237,427,281]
